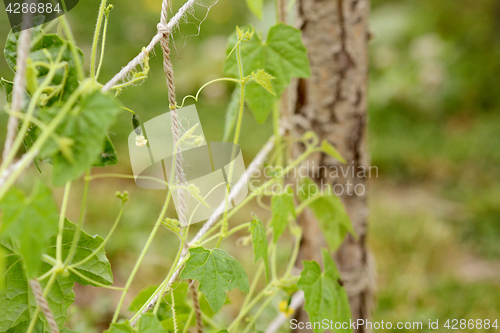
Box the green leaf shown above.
[249,218,269,279]
[0,247,75,332]
[223,86,241,141]
[5,28,84,102]
[251,70,276,95]
[46,219,113,286]
[217,330,230,333]
[245,0,263,19]
[297,249,352,333]
[40,90,122,186]
[104,321,135,333]
[180,247,249,312]
[298,178,355,252]
[137,313,168,333]
[93,135,118,167]
[270,191,296,243]
[321,140,346,164]
[0,182,58,277]
[225,23,310,123]
[61,328,80,333]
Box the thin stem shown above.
[64,169,90,266]
[153,232,187,314]
[0,61,62,175]
[241,263,264,311]
[95,5,112,80]
[217,41,246,247]
[0,78,90,202]
[90,0,107,79]
[67,267,125,290]
[228,284,272,332]
[197,222,250,247]
[182,309,194,333]
[58,16,84,81]
[284,232,301,278]
[270,243,278,281]
[241,294,275,333]
[56,181,72,263]
[112,190,172,323]
[70,200,125,268]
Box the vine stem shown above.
[64,169,90,266]
[112,190,173,323]
[0,60,64,179]
[0,80,90,201]
[69,199,126,268]
[241,294,275,333]
[131,134,277,323]
[216,38,246,247]
[58,16,84,82]
[56,181,72,263]
[90,0,107,79]
[95,5,112,80]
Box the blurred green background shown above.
[0,0,499,331]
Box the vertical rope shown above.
[158,1,202,331]
[189,279,203,333]
[29,279,59,333]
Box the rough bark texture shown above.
[290,0,375,332]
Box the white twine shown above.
[101,0,197,93]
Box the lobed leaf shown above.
[270,191,296,243]
[40,90,122,186]
[46,219,114,286]
[249,217,269,279]
[224,23,310,123]
[180,247,249,312]
[297,249,352,333]
[0,182,58,277]
[0,245,75,332]
[298,178,355,252]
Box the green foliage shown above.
[5,25,84,102]
[180,247,249,312]
[270,191,296,243]
[249,217,269,279]
[245,0,263,19]
[224,23,310,123]
[93,135,119,167]
[251,70,276,96]
[299,178,355,252]
[47,219,113,286]
[0,182,58,277]
[136,314,168,333]
[223,85,241,141]
[321,140,346,164]
[298,249,351,333]
[0,245,75,332]
[104,321,136,333]
[40,90,121,186]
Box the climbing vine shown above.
[0,0,355,332]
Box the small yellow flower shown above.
[279,300,295,317]
[135,135,148,147]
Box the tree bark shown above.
[290,1,374,332]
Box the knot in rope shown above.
[157,23,170,36]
